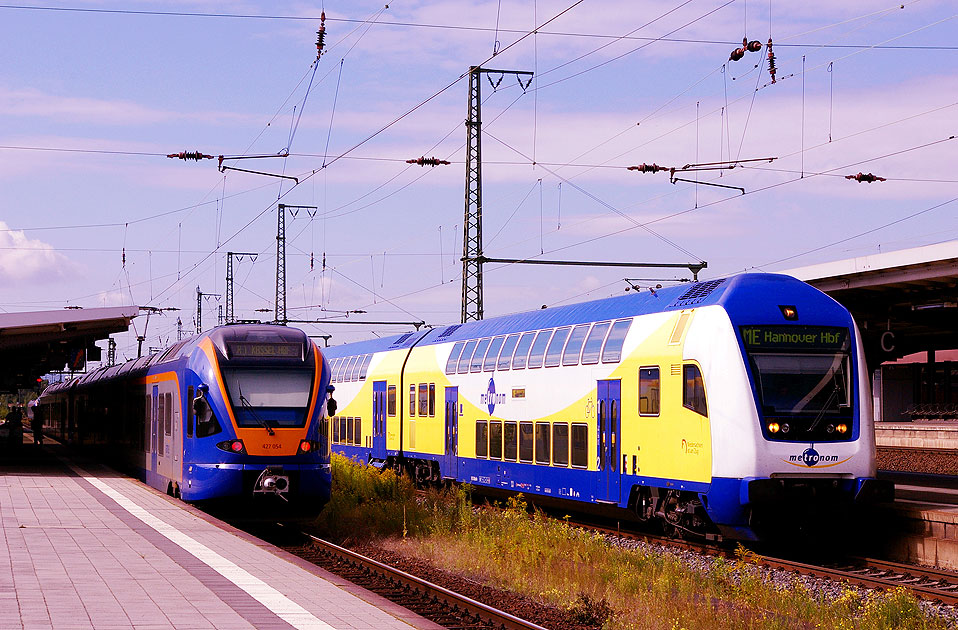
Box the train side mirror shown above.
[326,384,337,416]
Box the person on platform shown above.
[30,402,43,446]
[6,404,23,449]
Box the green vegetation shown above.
[312,455,949,630]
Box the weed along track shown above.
[562,512,958,610]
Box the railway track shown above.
[259,524,550,630]
[565,515,958,607]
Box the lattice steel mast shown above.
[462,66,533,323]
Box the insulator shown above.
[122,247,126,268]
[729,47,746,62]
[406,156,451,167]
[845,172,886,183]
[310,252,314,271]
[167,151,213,161]
[322,253,326,271]
[627,163,668,174]
[746,40,762,52]
[767,38,777,84]
[315,12,326,59]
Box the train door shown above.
[150,385,159,473]
[443,387,459,479]
[372,381,387,460]
[597,380,621,503]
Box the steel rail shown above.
[304,533,550,630]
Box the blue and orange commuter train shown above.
[37,324,334,514]
[322,274,891,540]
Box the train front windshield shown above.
[223,369,313,428]
[740,325,853,441]
[749,354,849,414]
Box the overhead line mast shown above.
[462,66,533,323]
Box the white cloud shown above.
[0,222,75,284]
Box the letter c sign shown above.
[880,330,895,353]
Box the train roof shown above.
[321,273,850,358]
[39,323,309,396]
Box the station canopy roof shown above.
[0,305,139,391]
[785,240,958,367]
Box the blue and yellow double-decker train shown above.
[323,274,890,540]
[38,324,334,515]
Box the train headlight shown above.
[826,424,835,433]
[767,422,780,433]
[216,439,246,454]
[780,423,790,434]
[298,439,317,454]
[836,423,848,434]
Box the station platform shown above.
[0,446,441,630]
[876,420,958,450]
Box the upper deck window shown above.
[446,342,465,374]
[545,328,571,367]
[562,324,591,366]
[511,332,536,369]
[601,319,632,363]
[497,334,521,370]
[527,330,553,369]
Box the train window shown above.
[535,422,550,464]
[388,386,396,416]
[187,386,194,437]
[347,356,363,382]
[489,421,503,459]
[409,385,416,416]
[457,340,478,374]
[339,417,347,444]
[511,332,535,370]
[470,338,491,372]
[418,383,429,416]
[581,322,611,365]
[562,324,591,366]
[144,396,151,452]
[504,421,518,461]
[683,364,708,417]
[353,417,362,445]
[571,423,589,468]
[545,328,571,368]
[602,319,632,363]
[483,337,505,371]
[476,421,488,458]
[497,334,521,370]
[346,416,354,444]
[527,330,553,369]
[553,424,569,466]
[519,422,533,462]
[639,367,661,416]
[329,358,341,382]
[335,358,350,382]
[332,416,340,442]
[358,355,373,380]
[428,383,436,416]
[446,342,466,374]
[157,394,165,453]
[165,392,172,436]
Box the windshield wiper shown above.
[808,368,845,433]
[237,383,274,436]
[240,395,275,436]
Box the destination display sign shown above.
[228,341,302,359]
[740,325,849,352]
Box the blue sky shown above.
[1,0,956,360]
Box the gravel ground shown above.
[877,447,958,475]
